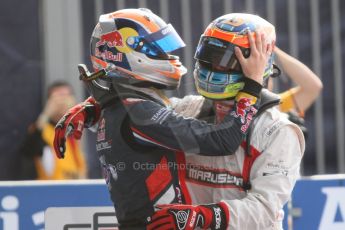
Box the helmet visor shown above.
[128,24,185,59]
[194,63,245,99]
[194,36,250,72]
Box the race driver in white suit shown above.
[147,13,305,230]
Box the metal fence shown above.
[41,0,345,175]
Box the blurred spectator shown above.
[19,81,87,180]
[273,47,323,115]
[268,47,323,139]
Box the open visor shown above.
[194,36,250,72]
[127,24,185,59]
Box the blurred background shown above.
[1,0,344,180]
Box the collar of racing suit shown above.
[244,89,281,156]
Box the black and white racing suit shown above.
[95,83,261,229]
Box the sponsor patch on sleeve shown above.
[263,160,289,177]
[265,120,283,137]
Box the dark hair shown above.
[47,81,74,97]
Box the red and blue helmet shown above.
[194,13,276,99]
[90,8,187,89]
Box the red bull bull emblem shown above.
[230,98,257,132]
[97,31,124,47]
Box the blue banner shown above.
[290,176,345,230]
[0,180,112,230]
[1,176,345,230]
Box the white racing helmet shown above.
[90,8,187,89]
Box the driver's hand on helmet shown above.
[235,31,274,85]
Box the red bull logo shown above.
[233,98,252,123]
[96,31,124,48]
[230,97,258,133]
[95,31,124,62]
